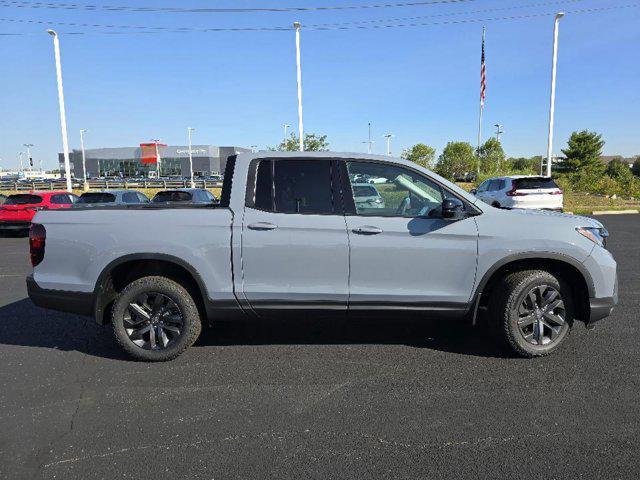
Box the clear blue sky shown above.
[0,0,638,170]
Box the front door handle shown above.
[352,225,383,235]
[247,222,278,231]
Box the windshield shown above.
[79,193,116,204]
[513,177,559,190]
[153,191,192,203]
[5,194,42,205]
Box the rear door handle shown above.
[247,222,278,231]
[352,225,383,235]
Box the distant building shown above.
[58,144,251,178]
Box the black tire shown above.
[488,270,573,358]
[111,276,202,362]
[492,202,501,208]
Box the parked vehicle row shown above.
[0,192,77,233]
[0,188,218,234]
[27,152,616,363]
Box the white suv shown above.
[472,176,563,211]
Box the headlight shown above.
[576,226,609,248]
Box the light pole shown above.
[80,129,88,184]
[23,144,34,172]
[47,30,72,192]
[282,123,290,146]
[362,122,374,154]
[494,124,504,142]
[383,134,394,156]
[546,12,564,177]
[293,22,304,152]
[187,127,195,187]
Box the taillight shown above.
[550,190,563,195]
[29,223,46,267]
[506,183,526,197]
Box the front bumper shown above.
[587,277,618,325]
[27,275,94,317]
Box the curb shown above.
[591,209,639,216]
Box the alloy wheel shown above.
[516,285,566,346]
[123,292,184,350]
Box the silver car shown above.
[76,190,150,206]
[352,183,385,210]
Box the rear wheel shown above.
[111,276,202,361]
[489,270,573,357]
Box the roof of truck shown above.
[236,151,394,162]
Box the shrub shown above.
[605,158,633,181]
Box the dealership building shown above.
[58,144,251,178]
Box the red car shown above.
[0,191,78,234]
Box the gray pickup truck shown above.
[27,152,617,361]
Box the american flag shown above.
[480,27,486,107]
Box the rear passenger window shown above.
[254,160,274,211]
[487,180,501,191]
[122,192,139,204]
[50,194,69,204]
[252,159,334,215]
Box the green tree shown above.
[435,141,476,180]
[477,138,506,174]
[271,133,329,152]
[401,143,436,168]
[632,157,640,177]
[605,157,633,181]
[508,155,542,173]
[559,130,605,172]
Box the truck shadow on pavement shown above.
[0,298,507,360]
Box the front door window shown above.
[346,161,445,218]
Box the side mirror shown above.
[442,198,465,220]
[470,188,478,195]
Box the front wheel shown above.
[489,270,573,357]
[111,276,202,361]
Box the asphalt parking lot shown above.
[0,215,638,480]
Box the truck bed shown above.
[31,207,235,301]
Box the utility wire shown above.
[0,3,636,34]
[307,0,587,27]
[0,0,476,14]
[0,17,291,31]
[308,3,639,29]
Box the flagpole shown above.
[477,102,483,173]
[476,26,486,175]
